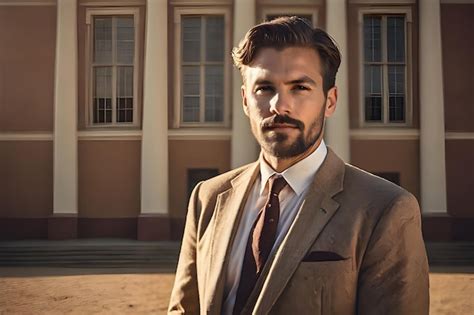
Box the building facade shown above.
[0,0,473,241]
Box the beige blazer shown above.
[168,149,429,315]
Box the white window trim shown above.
[85,7,140,128]
[0,132,54,141]
[77,129,142,140]
[0,0,55,5]
[350,128,419,140]
[260,7,319,27]
[80,1,145,6]
[259,0,323,4]
[358,7,413,128]
[168,128,232,140]
[349,0,415,4]
[173,7,232,128]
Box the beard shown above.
[257,106,325,159]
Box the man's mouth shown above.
[265,123,299,130]
[261,115,304,132]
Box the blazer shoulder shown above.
[344,163,405,194]
[339,163,421,235]
[342,163,417,211]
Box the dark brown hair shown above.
[232,16,341,95]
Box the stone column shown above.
[50,0,78,239]
[138,0,170,240]
[419,0,447,213]
[231,0,258,168]
[325,0,350,162]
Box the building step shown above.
[0,240,473,268]
[0,239,181,269]
[425,242,474,266]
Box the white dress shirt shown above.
[221,141,328,314]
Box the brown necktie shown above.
[233,176,287,315]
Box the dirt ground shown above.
[0,267,473,314]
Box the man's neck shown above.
[262,138,323,173]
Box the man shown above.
[169,17,429,315]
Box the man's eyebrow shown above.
[254,79,273,86]
[253,76,317,86]
[285,76,317,86]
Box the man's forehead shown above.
[244,47,322,84]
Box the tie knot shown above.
[268,176,287,196]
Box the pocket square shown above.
[302,251,347,262]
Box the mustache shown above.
[261,115,305,131]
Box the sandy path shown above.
[0,267,473,314]
[429,268,474,315]
[0,268,174,314]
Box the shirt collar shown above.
[259,140,328,196]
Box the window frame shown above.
[173,7,232,128]
[358,7,413,127]
[85,7,140,128]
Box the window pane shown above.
[182,66,200,123]
[93,67,112,123]
[116,16,135,64]
[183,66,200,95]
[389,65,405,122]
[205,65,224,122]
[389,97,405,122]
[364,65,382,122]
[94,67,112,98]
[388,65,404,94]
[116,66,134,123]
[387,16,405,62]
[364,16,382,62]
[93,98,112,123]
[365,97,382,122]
[364,65,382,95]
[183,97,200,122]
[94,17,112,64]
[117,66,134,97]
[205,16,225,62]
[182,17,201,62]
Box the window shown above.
[174,8,231,127]
[86,9,139,127]
[360,9,412,126]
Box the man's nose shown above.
[269,91,291,115]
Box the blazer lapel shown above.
[204,162,259,314]
[245,148,346,315]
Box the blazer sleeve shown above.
[168,182,203,314]
[357,192,430,315]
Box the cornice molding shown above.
[0,0,55,5]
[168,128,232,140]
[0,132,53,141]
[445,132,474,140]
[349,0,415,4]
[350,128,420,140]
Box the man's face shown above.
[241,47,337,159]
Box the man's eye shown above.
[255,86,274,94]
[294,85,310,91]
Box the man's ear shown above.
[324,86,338,118]
[241,85,249,117]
